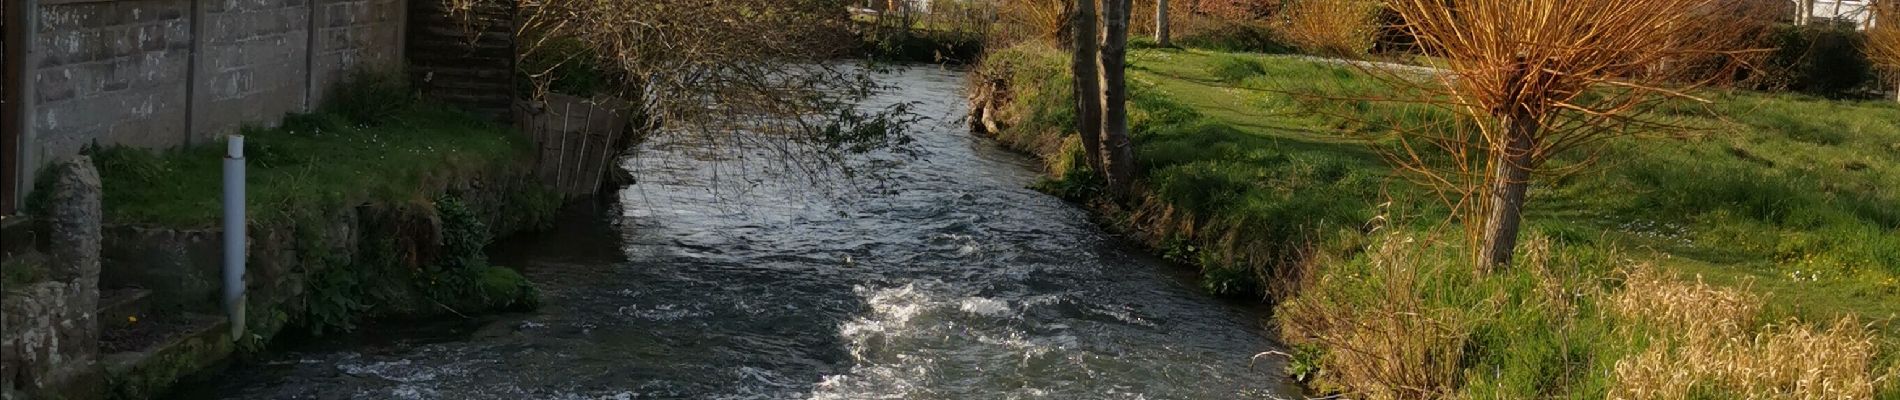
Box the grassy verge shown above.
[92,88,529,228]
[88,72,553,336]
[975,43,1900,397]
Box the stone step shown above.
[96,287,153,328]
[99,310,225,355]
[99,313,233,398]
[96,288,152,324]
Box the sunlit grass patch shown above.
[976,42,1900,397]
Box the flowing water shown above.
[174,66,1302,399]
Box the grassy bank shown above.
[89,102,530,228]
[85,73,556,337]
[975,43,1900,398]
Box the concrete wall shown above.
[13,0,404,205]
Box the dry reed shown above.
[1278,235,1473,400]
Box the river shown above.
[171,66,1301,399]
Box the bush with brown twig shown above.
[1274,0,1383,58]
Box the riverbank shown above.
[3,73,561,399]
[852,11,985,64]
[971,43,1900,397]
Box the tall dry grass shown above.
[1280,230,1900,398]
[1277,235,1476,400]
[1609,268,1896,399]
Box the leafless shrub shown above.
[1870,0,1900,100]
[436,0,921,192]
[1276,0,1383,58]
[991,0,1073,48]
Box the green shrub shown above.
[1751,22,1876,98]
[1208,55,1268,82]
[1177,21,1297,54]
[321,69,418,126]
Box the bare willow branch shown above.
[434,0,923,196]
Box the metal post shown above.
[591,120,617,198]
[554,101,571,196]
[304,0,322,112]
[573,104,594,194]
[223,135,247,340]
[2,0,26,215]
[12,0,41,211]
[185,0,203,147]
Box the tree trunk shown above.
[1072,0,1106,176]
[1101,0,1136,196]
[1479,117,1537,269]
[1056,1,1077,49]
[1155,0,1172,47]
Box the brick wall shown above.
[15,0,407,200]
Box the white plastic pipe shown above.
[223,135,247,340]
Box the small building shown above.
[1797,0,1878,28]
[860,0,934,14]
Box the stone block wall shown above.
[310,0,402,106]
[14,0,406,204]
[32,0,193,163]
[190,0,313,138]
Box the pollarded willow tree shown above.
[1872,0,1900,102]
[1382,0,1758,269]
[447,0,919,189]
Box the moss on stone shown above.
[103,321,234,400]
[0,257,47,291]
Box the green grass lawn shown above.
[977,43,1900,397]
[1128,48,1900,326]
[86,98,530,229]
